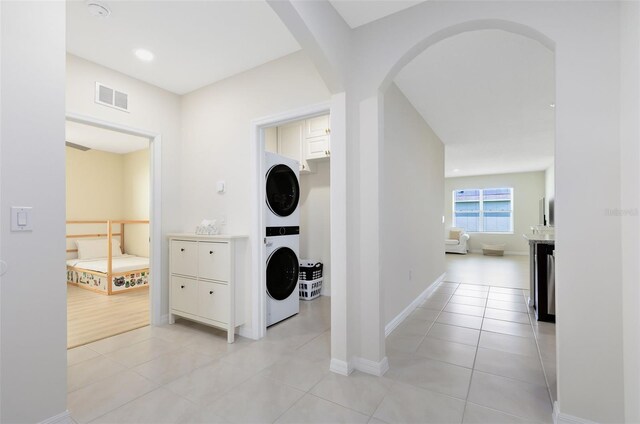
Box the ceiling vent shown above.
[65,141,91,151]
[95,82,129,112]
[86,2,111,18]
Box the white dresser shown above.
[168,234,246,343]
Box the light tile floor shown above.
[445,253,530,289]
[68,282,555,423]
[68,283,556,423]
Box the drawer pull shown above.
[180,248,185,252]
[180,285,185,289]
[209,251,214,254]
[209,290,214,294]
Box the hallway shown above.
[66,273,557,423]
[445,253,530,289]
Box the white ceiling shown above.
[67,3,553,177]
[66,1,300,95]
[66,121,149,154]
[394,30,555,178]
[329,0,425,29]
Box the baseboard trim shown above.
[239,325,259,340]
[330,358,354,376]
[384,272,446,337]
[353,356,389,376]
[553,402,599,424]
[39,410,73,424]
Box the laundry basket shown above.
[299,260,323,300]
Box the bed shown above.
[66,220,150,294]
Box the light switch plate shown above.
[216,180,225,193]
[11,207,32,231]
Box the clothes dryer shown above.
[265,152,300,229]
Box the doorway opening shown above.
[250,102,332,345]
[382,26,557,415]
[65,113,162,348]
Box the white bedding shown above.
[66,254,149,274]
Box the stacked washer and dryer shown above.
[264,152,300,326]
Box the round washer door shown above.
[266,164,300,217]
[266,247,299,301]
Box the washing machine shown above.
[266,232,300,326]
[265,152,300,229]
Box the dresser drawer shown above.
[198,242,230,281]
[170,240,198,277]
[171,276,197,314]
[197,281,229,323]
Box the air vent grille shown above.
[114,91,128,110]
[95,82,129,112]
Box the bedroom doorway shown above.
[64,113,161,348]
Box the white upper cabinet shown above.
[304,114,330,160]
[277,121,313,173]
[305,115,330,138]
[266,114,331,173]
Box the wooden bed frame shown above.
[66,220,150,295]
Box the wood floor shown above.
[67,284,149,349]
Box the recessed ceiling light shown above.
[549,103,556,108]
[86,2,111,18]
[453,168,460,173]
[134,49,154,62]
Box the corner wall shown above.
[0,2,67,422]
[300,160,331,295]
[180,51,331,334]
[381,84,444,325]
[620,2,640,422]
[444,171,546,254]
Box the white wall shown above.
[300,160,331,295]
[382,84,445,324]
[620,2,640,422]
[544,162,555,225]
[0,2,67,422]
[65,147,150,257]
[444,171,545,254]
[122,149,150,257]
[66,54,181,318]
[180,51,331,334]
[66,147,125,219]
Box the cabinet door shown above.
[306,135,330,159]
[171,276,198,314]
[197,281,229,324]
[170,240,198,277]
[305,115,330,138]
[198,242,230,281]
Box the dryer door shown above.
[266,164,300,217]
[266,247,299,301]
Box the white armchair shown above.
[445,228,470,254]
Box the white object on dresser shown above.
[168,233,246,343]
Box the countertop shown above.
[523,234,555,244]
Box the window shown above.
[453,188,513,233]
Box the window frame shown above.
[452,188,514,234]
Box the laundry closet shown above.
[265,114,331,298]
